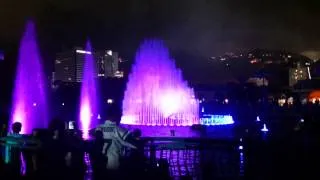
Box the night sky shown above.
[0,0,320,82]
[1,0,320,54]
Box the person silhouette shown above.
[4,122,23,178]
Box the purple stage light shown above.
[10,21,48,134]
[80,40,98,139]
[0,50,4,61]
[121,40,199,126]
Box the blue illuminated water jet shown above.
[80,40,98,139]
[256,116,261,122]
[10,21,48,134]
[261,123,269,132]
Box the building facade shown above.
[216,49,313,88]
[104,50,119,77]
[289,63,310,86]
[55,48,122,82]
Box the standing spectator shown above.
[125,129,145,179]
[95,118,136,179]
[90,130,107,180]
[4,122,23,179]
[66,130,85,180]
[23,129,41,178]
[42,119,67,180]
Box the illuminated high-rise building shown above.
[55,48,123,82]
[55,48,96,82]
[104,50,119,77]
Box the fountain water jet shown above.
[79,41,98,139]
[121,40,199,126]
[10,21,48,134]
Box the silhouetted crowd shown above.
[0,117,163,180]
[1,101,320,180]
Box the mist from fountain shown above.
[79,40,98,139]
[121,39,199,126]
[10,21,48,134]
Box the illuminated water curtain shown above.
[80,41,98,139]
[121,40,199,126]
[10,21,48,134]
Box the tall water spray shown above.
[80,41,98,139]
[121,40,199,126]
[10,21,48,134]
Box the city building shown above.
[289,63,310,86]
[55,48,123,82]
[55,48,94,82]
[213,49,313,88]
[104,50,119,77]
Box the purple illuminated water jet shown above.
[80,41,98,139]
[121,40,199,126]
[10,21,48,134]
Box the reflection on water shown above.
[239,138,245,176]
[12,140,243,179]
[84,152,92,180]
[144,140,243,179]
[80,140,244,179]
[154,149,201,177]
[123,125,235,139]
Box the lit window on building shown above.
[278,98,286,106]
[107,99,113,104]
[76,50,92,54]
[311,98,320,104]
[106,50,112,56]
[287,97,294,105]
[250,59,258,64]
[301,98,307,105]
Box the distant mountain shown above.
[214,49,312,66]
[208,49,313,87]
[301,50,320,61]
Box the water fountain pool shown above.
[121,39,199,126]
